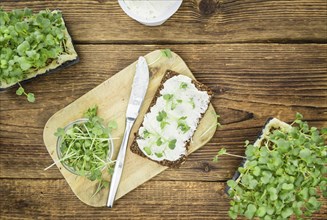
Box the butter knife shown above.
[107,56,149,208]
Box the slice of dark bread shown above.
[130,70,214,168]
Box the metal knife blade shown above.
[126,56,149,120]
[107,56,149,208]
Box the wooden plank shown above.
[42,50,217,206]
[0,44,326,181]
[1,179,326,219]
[1,0,326,43]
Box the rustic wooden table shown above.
[0,0,326,219]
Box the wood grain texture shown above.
[1,179,327,219]
[1,0,326,43]
[1,44,326,180]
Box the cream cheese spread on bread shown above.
[136,75,210,162]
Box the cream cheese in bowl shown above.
[118,0,183,26]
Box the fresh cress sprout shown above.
[52,106,118,196]
[214,113,327,219]
[147,48,173,66]
[161,48,172,58]
[0,8,71,102]
[15,82,35,102]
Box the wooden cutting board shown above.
[43,50,217,207]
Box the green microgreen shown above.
[168,139,177,150]
[177,116,190,133]
[156,138,163,146]
[50,105,117,196]
[143,146,152,156]
[213,113,327,219]
[0,8,71,102]
[163,94,174,101]
[147,49,173,66]
[160,121,170,129]
[189,98,195,109]
[161,49,172,58]
[163,93,183,110]
[180,82,188,89]
[156,110,167,122]
[213,147,245,162]
[155,152,163,158]
[15,82,35,102]
[143,129,151,138]
[108,120,118,133]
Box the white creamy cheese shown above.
[123,0,178,20]
[136,75,211,162]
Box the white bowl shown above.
[118,0,183,26]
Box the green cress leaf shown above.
[160,121,169,129]
[16,86,24,95]
[156,110,167,122]
[156,138,163,146]
[54,127,65,137]
[143,130,150,138]
[217,148,226,156]
[155,152,163,158]
[295,112,303,120]
[27,93,35,102]
[213,155,219,162]
[143,147,152,155]
[257,206,267,217]
[252,166,261,176]
[19,58,32,71]
[168,139,177,150]
[228,210,237,219]
[299,148,311,160]
[108,120,118,132]
[177,121,190,133]
[161,49,172,58]
[180,82,188,89]
[189,98,195,109]
[244,204,257,219]
[83,105,98,118]
[282,183,294,191]
[177,116,190,133]
[17,41,30,56]
[227,180,237,188]
[308,196,321,209]
[163,94,173,101]
[281,207,293,219]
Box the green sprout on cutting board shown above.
[147,48,173,66]
[45,106,118,196]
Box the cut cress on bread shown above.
[130,70,213,168]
